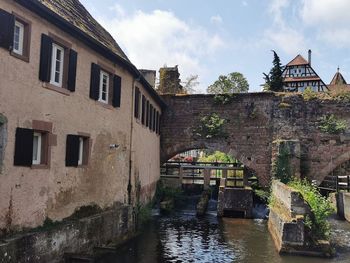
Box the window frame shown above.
[13,20,24,55]
[50,43,65,87]
[32,132,42,165]
[10,13,31,62]
[78,137,84,166]
[98,70,110,104]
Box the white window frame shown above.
[78,137,84,166]
[50,43,65,87]
[98,70,109,104]
[32,132,42,165]
[13,20,24,55]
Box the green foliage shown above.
[198,151,235,163]
[213,93,236,105]
[272,144,292,184]
[207,72,249,94]
[194,113,227,139]
[318,114,348,134]
[302,87,319,101]
[254,189,270,203]
[263,50,284,92]
[154,180,184,203]
[288,179,335,240]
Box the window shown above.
[146,100,149,127]
[89,63,122,108]
[13,20,24,55]
[141,95,146,125]
[66,134,90,167]
[39,34,77,92]
[99,70,109,103]
[13,128,50,167]
[50,43,65,87]
[134,87,140,119]
[32,132,42,165]
[0,117,7,171]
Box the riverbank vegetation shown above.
[288,179,334,240]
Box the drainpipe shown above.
[128,75,140,205]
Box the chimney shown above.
[308,49,312,66]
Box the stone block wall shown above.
[160,93,350,186]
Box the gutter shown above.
[15,0,167,110]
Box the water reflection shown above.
[97,212,350,263]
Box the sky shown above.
[80,0,350,93]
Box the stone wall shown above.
[160,93,350,186]
[336,192,350,222]
[268,180,331,257]
[0,205,134,263]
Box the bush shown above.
[318,114,348,134]
[194,113,227,139]
[288,179,334,240]
[213,93,235,105]
[302,87,319,101]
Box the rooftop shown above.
[286,55,309,67]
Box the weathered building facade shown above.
[0,0,164,234]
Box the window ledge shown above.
[42,82,70,96]
[31,164,49,170]
[10,51,29,63]
[96,101,114,110]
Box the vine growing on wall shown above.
[272,143,292,184]
[194,113,227,139]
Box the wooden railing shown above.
[160,161,257,189]
[318,175,350,192]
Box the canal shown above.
[95,204,350,263]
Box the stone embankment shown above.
[268,180,332,257]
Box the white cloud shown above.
[109,4,126,18]
[300,0,350,47]
[242,1,248,7]
[97,9,226,92]
[264,0,306,55]
[210,15,223,25]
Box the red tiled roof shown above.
[286,55,309,66]
[37,0,130,62]
[328,84,350,92]
[330,71,347,85]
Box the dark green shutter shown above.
[67,49,78,92]
[14,128,34,167]
[141,95,146,125]
[39,34,53,82]
[0,9,15,50]
[65,135,80,167]
[90,63,100,100]
[153,108,156,132]
[146,100,149,127]
[149,104,153,131]
[112,75,121,107]
[134,87,140,118]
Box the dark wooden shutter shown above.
[134,87,140,118]
[14,128,34,166]
[156,111,159,134]
[90,63,100,100]
[112,75,121,107]
[67,49,78,92]
[153,108,156,132]
[158,113,161,135]
[65,135,80,167]
[141,95,146,125]
[149,104,153,131]
[0,9,15,50]
[146,100,149,127]
[39,34,53,82]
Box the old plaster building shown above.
[0,0,165,233]
[282,50,328,92]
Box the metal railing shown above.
[318,175,350,192]
[160,161,257,189]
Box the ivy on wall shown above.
[318,114,348,135]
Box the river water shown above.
[96,206,350,263]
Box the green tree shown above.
[263,50,284,92]
[207,72,249,94]
[199,151,235,163]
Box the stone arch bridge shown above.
[160,93,350,186]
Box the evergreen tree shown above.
[263,50,284,92]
